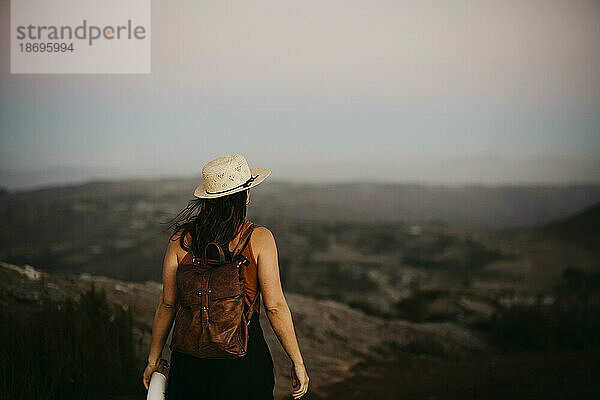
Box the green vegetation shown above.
[481,268,600,351]
[0,284,144,400]
[395,288,450,322]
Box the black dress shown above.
[166,247,275,400]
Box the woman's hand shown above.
[291,363,309,399]
[142,361,159,390]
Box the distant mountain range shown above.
[252,182,600,227]
[5,178,600,227]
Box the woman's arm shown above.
[254,227,309,399]
[142,233,180,390]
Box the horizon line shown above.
[4,174,600,195]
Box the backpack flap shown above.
[207,264,244,300]
[177,269,209,307]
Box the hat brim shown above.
[193,167,271,199]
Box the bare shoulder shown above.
[168,228,188,262]
[250,225,277,255]
[251,225,275,244]
[169,228,185,247]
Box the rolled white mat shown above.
[147,371,167,400]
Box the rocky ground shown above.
[1,261,486,399]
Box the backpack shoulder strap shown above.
[235,222,263,323]
[245,285,261,324]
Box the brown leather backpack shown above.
[170,222,259,359]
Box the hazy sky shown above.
[1,0,599,190]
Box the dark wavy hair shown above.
[166,190,248,259]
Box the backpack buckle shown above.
[236,255,250,268]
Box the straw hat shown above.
[193,154,271,199]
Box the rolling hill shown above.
[5,178,600,227]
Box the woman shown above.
[142,154,309,400]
